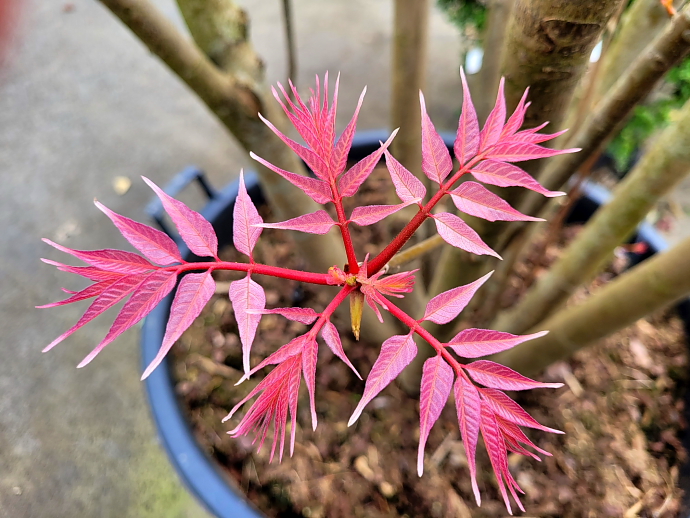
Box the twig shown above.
[282,0,297,86]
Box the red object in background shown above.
[0,0,20,66]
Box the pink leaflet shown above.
[233,171,264,258]
[384,149,426,203]
[43,274,146,352]
[480,403,524,514]
[433,212,502,259]
[229,274,266,374]
[348,334,417,426]
[321,320,361,379]
[454,68,480,167]
[338,129,398,197]
[446,329,549,358]
[500,88,529,140]
[273,83,323,155]
[465,360,563,391]
[302,334,319,430]
[41,259,125,281]
[258,112,329,179]
[43,239,155,274]
[509,127,569,144]
[37,277,120,308]
[479,78,506,152]
[95,201,182,265]
[141,270,215,379]
[240,334,310,382]
[77,270,177,368]
[450,181,542,222]
[331,86,366,178]
[496,416,552,458]
[420,92,453,184]
[349,200,417,227]
[254,307,319,325]
[417,355,454,476]
[471,160,565,197]
[250,152,333,205]
[422,270,493,324]
[142,176,218,258]
[226,354,302,462]
[259,210,336,235]
[485,142,580,163]
[480,388,563,434]
[455,376,482,506]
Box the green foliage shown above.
[608,57,690,171]
[437,0,487,33]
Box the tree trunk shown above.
[493,95,690,335]
[390,0,430,183]
[475,0,515,124]
[491,234,690,377]
[514,5,690,224]
[593,0,677,107]
[501,0,624,132]
[426,0,624,313]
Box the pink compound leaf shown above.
[422,271,493,325]
[432,213,502,259]
[420,91,453,184]
[258,210,336,235]
[455,375,482,506]
[40,259,126,282]
[42,274,147,352]
[233,171,264,258]
[350,200,418,227]
[471,160,565,197]
[95,201,183,265]
[479,77,506,152]
[77,270,177,368]
[322,320,361,379]
[42,239,155,274]
[446,329,549,358]
[251,307,320,325]
[480,388,563,434]
[258,113,329,179]
[418,355,454,476]
[250,152,333,205]
[229,274,266,374]
[480,403,524,514]
[36,277,120,309]
[331,86,366,178]
[141,270,215,380]
[485,142,580,163]
[302,334,319,430]
[348,333,417,426]
[384,149,426,203]
[338,129,398,197]
[464,360,563,391]
[450,181,543,222]
[142,176,218,259]
[455,69,480,167]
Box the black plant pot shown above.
[141,132,688,518]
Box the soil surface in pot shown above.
[170,167,688,517]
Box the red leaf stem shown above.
[170,261,333,285]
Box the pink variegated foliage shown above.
[40,71,576,513]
